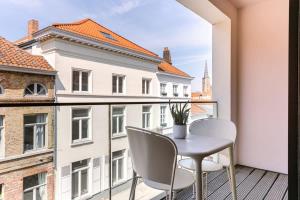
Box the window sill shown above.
[71,140,93,147]
[112,134,127,139]
[72,91,91,95]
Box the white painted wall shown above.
[236,0,288,173]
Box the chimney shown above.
[28,19,39,39]
[163,47,172,65]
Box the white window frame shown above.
[142,79,151,95]
[173,84,178,96]
[160,106,167,127]
[72,69,91,93]
[24,83,47,96]
[24,114,47,152]
[71,108,91,144]
[183,86,188,97]
[112,150,126,185]
[142,106,151,129]
[160,83,167,96]
[0,116,4,158]
[23,173,47,200]
[71,159,90,199]
[111,106,126,137]
[112,74,125,94]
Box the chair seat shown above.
[178,158,223,172]
[143,168,195,191]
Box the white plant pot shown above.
[173,125,187,139]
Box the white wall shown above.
[236,0,288,173]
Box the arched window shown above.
[0,85,4,95]
[25,83,47,96]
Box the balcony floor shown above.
[174,165,288,200]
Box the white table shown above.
[169,134,237,200]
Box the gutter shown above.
[0,65,57,76]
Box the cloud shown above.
[4,0,42,8]
[111,0,141,15]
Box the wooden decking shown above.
[175,165,288,200]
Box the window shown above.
[72,108,90,143]
[72,70,90,92]
[0,85,4,95]
[160,106,167,127]
[173,85,178,97]
[142,106,151,129]
[72,159,89,199]
[24,114,47,152]
[142,79,151,95]
[23,173,47,200]
[100,32,115,40]
[160,83,167,96]
[112,107,125,136]
[0,184,3,200]
[0,116,4,157]
[183,86,188,97]
[112,150,125,185]
[25,83,47,96]
[112,75,125,94]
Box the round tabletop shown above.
[168,134,233,158]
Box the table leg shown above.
[194,157,203,200]
[229,145,237,200]
[129,170,137,200]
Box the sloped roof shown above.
[0,37,54,72]
[158,61,192,78]
[191,104,207,115]
[52,18,158,57]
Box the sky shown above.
[0,0,212,92]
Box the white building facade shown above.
[18,19,192,200]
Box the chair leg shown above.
[229,145,237,200]
[203,172,208,200]
[226,167,231,187]
[129,170,137,200]
[192,183,196,199]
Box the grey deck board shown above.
[264,174,288,200]
[244,171,278,200]
[283,190,288,200]
[208,166,253,200]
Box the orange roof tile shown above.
[52,18,158,57]
[0,37,54,72]
[191,104,207,115]
[158,61,191,78]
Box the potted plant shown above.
[169,101,190,139]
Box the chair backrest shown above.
[126,126,177,186]
[189,118,237,142]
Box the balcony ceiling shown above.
[227,0,266,8]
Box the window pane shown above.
[142,106,150,112]
[118,158,124,180]
[72,159,88,170]
[146,81,150,94]
[36,185,46,200]
[112,107,124,115]
[24,126,34,151]
[112,76,117,93]
[118,116,124,133]
[37,84,46,95]
[81,169,88,195]
[81,72,89,91]
[73,71,80,91]
[142,80,145,94]
[36,124,45,149]
[24,115,37,124]
[112,150,124,158]
[25,84,35,95]
[24,190,33,200]
[118,77,123,93]
[142,114,145,128]
[81,119,88,139]
[112,161,116,184]
[23,174,39,190]
[72,120,79,141]
[72,172,79,198]
[72,109,89,118]
[112,117,117,134]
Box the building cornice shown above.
[157,71,194,80]
[0,65,57,76]
[33,27,162,64]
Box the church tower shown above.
[202,61,212,99]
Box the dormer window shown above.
[100,31,115,40]
[25,83,47,96]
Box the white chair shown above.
[178,118,237,198]
[126,126,195,200]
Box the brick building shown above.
[0,37,56,200]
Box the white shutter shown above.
[61,165,72,200]
[92,157,101,194]
[127,151,133,179]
